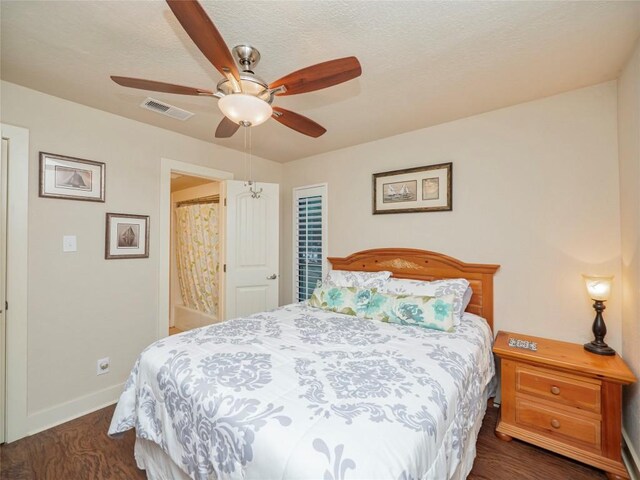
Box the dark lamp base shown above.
[584,341,616,356]
[585,300,615,356]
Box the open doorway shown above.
[159,157,279,339]
[159,158,233,340]
[0,124,28,443]
[169,174,223,335]
[0,138,7,443]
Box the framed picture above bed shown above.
[373,162,452,214]
[105,213,150,259]
[39,152,105,202]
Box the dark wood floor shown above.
[0,404,608,480]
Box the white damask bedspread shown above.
[109,303,495,480]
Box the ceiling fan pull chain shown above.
[243,126,249,185]
[249,127,262,199]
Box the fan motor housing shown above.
[217,45,271,102]
[233,44,261,71]
[216,73,271,102]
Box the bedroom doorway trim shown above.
[159,158,232,340]
[1,124,29,443]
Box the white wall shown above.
[618,38,640,464]
[282,82,622,350]
[0,81,282,430]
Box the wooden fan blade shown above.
[272,107,326,138]
[269,56,361,96]
[166,0,240,83]
[111,76,214,95]
[215,117,240,138]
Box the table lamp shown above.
[582,274,615,356]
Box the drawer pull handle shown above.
[550,419,561,429]
[550,386,561,395]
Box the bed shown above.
[109,248,500,480]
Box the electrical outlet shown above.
[97,357,110,375]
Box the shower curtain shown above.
[175,203,219,316]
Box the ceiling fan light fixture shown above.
[218,93,272,127]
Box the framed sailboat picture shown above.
[105,213,150,259]
[39,152,105,202]
[373,162,452,214]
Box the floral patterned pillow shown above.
[308,286,455,332]
[308,285,377,317]
[324,269,392,289]
[365,292,456,332]
[379,278,470,325]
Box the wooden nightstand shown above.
[493,331,637,480]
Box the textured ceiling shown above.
[2,1,639,163]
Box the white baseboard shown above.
[26,382,124,436]
[623,429,640,480]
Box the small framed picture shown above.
[39,152,105,202]
[105,213,150,259]
[373,162,452,214]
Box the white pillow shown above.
[462,286,473,311]
[325,269,392,289]
[379,277,471,325]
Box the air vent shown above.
[140,97,194,121]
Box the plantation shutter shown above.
[294,185,327,301]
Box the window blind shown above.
[294,187,326,302]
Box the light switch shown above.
[63,235,77,252]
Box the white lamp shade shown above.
[583,274,613,301]
[218,94,273,127]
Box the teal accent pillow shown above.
[308,287,456,332]
[365,292,456,332]
[308,285,376,317]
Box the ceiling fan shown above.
[111,0,362,139]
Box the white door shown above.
[224,180,279,320]
[0,139,8,443]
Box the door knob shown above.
[267,274,278,280]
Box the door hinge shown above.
[223,264,226,273]
[5,301,7,311]
[224,198,227,207]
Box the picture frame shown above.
[39,152,105,202]
[372,162,452,214]
[105,213,150,259]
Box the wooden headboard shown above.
[328,248,500,331]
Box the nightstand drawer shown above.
[516,364,601,413]
[515,398,601,450]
